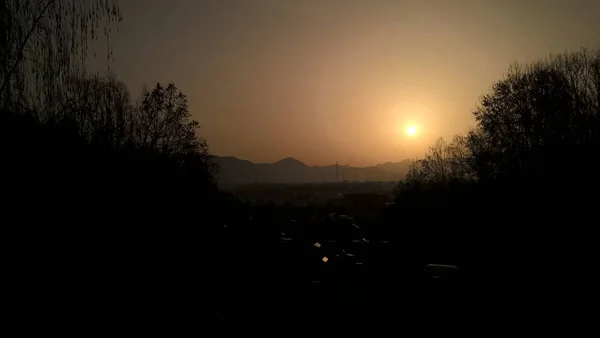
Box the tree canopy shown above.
[1,0,121,114]
[403,47,600,188]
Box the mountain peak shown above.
[212,155,411,185]
[274,157,307,167]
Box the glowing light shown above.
[406,125,417,136]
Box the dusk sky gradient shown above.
[95,0,600,166]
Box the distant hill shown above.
[211,156,412,186]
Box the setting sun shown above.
[406,125,417,136]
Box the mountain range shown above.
[211,156,412,186]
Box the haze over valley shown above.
[212,156,412,186]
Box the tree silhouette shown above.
[51,75,216,178]
[404,136,476,185]
[391,47,600,287]
[1,0,121,114]
[54,73,134,147]
[0,2,226,326]
[134,83,210,157]
[400,47,600,189]
[469,48,600,183]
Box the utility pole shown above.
[336,161,339,182]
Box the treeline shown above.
[385,48,600,288]
[2,77,218,221]
[1,1,227,325]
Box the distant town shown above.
[228,181,397,207]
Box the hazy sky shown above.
[96,0,600,166]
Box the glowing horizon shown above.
[99,0,600,166]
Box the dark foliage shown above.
[391,48,600,295]
[1,79,220,328]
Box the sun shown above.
[406,125,417,136]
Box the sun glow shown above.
[406,125,418,136]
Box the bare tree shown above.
[132,83,210,158]
[58,73,133,147]
[53,77,214,169]
[0,0,121,115]
[405,136,476,185]
[471,47,600,180]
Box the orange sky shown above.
[94,0,600,166]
